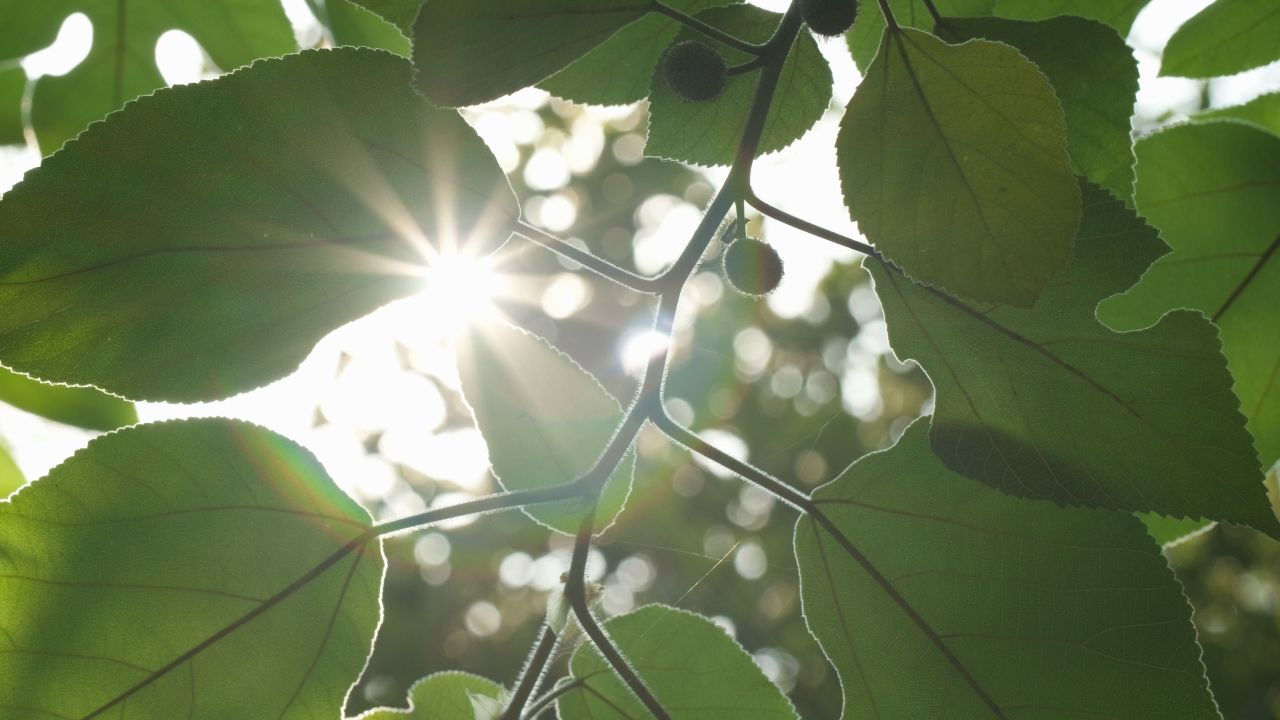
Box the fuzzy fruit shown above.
[723,237,784,296]
[800,0,859,37]
[661,40,729,103]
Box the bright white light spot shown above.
[414,532,452,567]
[537,193,578,232]
[734,540,767,580]
[23,14,92,79]
[691,429,748,479]
[524,147,570,191]
[464,601,502,637]
[423,253,502,329]
[431,492,484,529]
[498,552,535,588]
[154,30,203,86]
[620,329,670,377]
[541,272,589,319]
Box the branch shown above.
[372,480,588,537]
[522,676,592,719]
[564,511,673,720]
[650,1,767,55]
[651,408,815,513]
[502,625,560,720]
[513,221,661,295]
[746,188,882,259]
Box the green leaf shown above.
[0,365,136,431]
[455,320,632,535]
[0,0,296,154]
[540,0,735,106]
[310,0,412,56]
[1195,92,1280,136]
[357,671,505,719]
[838,28,1080,307]
[0,65,24,146]
[0,418,384,718]
[0,442,23,498]
[944,16,1139,201]
[990,0,1147,35]
[795,419,1219,718]
[412,0,654,107]
[348,0,423,32]
[558,604,798,719]
[1161,0,1280,78]
[871,180,1280,535]
[1140,513,1215,548]
[1099,121,1280,472]
[844,0,993,73]
[646,5,832,167]
[0,48,518,403]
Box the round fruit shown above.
[800,0,859,37]
[723,238,784,296]
[661,40,728,103]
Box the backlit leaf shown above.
[1161,0,1280,78]
[1195,92,1280,134]
[945,16,1139,200]
[0,418,384,719]
[991,0,1146,35]
[412,0,653,107]
[558,604,798,719]
[0,48,518,403]
[357,671,504,719]
[871,180,1280,534]
[646,5,832,166]
[796,420,1219,718]
[839,28,1079,307]
[455,320,632,535]
[1099,121,1280,472]
[0,442,22,497]
[309,0,412,56]
[0,365,136,431]
[844,0,992,73]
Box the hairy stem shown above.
[502,625,560,720]
[522,676,590,719]
[746,188,882,259]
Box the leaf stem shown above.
[650,1,768,55]
[514,221,661,294]
[501,624,561,720]
[877,0,901,31]
[522,677,590,719]
[564,510,673,720]
[746,188,882,259]
[371,481,589,538]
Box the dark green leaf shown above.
[357,671,504,719]
[845,0,992,73]
[0,418,383,718]
[1161,0,1280,78]
[0,442,22,497]
[1195,92,1280,135]
[0,65,23,146]
[455,320,632,535]
[349,0,423,32]
[0,365,136,431]
[558,604,798,719]
[990,0,1147,35]
[541,0,735,106]
[945,16,1139,200]
[412,0,653,107]
[310,0,412,56]
[1099,121,1280,472]
[647,5,832,166]
[871,180,1280,534]
[839,28,1080,307]
[795,420,1219,718]
[0,0,296,154]
[0,48,518,403]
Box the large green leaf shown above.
[1099,121,1280,472]
[558,604,798,719]
[871,180,1280,535]
[945,16,1139,201]
[990,0,1147,35]
[357,671,504,719]
[541,0,733,106]
[455,320,632,535]
[309,0,412,56]
[1161,0,1280,78]
[0,418,384,718]
[795,420,1219,718]
[646,5,832,167]
[838,28,1080,307]
[0,0,295,154]
[844,0,993,73]
[1196,92,1280,134]
[0,65,23,146]
[412,0,653,107]
[0,365,135,431]
[0,48,518,403]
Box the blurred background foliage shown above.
[0,0,1277,718]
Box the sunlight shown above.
[422,252,504,329]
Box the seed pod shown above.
[661,40,729,103]
[723,237,784,296]
[800,0,859,37]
